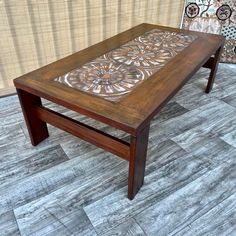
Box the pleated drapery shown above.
[0,0,184,96]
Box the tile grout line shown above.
[133,217,148,236]
[12,209,22,236]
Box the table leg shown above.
[205,46,223,93]
[128,124,150,200]
[17,89,49,145]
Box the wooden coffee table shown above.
[14,24,224,200]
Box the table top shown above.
[14,23,225,135]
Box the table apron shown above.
[34,105,131,161]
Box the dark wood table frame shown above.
[14,24,224,200]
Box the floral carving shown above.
[54,59,145,101]
[108,44,173,68]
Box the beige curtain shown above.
[0,0,185,96]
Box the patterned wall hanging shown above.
[182,0,236,64]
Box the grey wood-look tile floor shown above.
[0,63,236,236]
